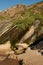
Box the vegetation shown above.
[10,8,43,47]
[0,15,5,20]
[0,2,43,48]
[11,9,43,30]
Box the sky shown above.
[0,0,42,10]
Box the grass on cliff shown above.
[12,9,43,30]
[10,9,43,48]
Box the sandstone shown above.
[16,43,28,49]
[14,43,28,54]
[8,53,17,59]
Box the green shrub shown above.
[0,15,5,20]
[11,8,43,47]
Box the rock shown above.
[0,20,13,43]
[19,20,41,43]
[0,51,17,61]
[5,50,14,55]
[14,43,28,54]
[16,43,28,48]
[29,34,36,45]
[0,41,13,56]
[19,26,35,43]
[14,49,24,55]
[0,20,12,36]
[0,55,7,61]
[41,51,43,55]
[9,28,27,46]
[18,59,23,65]
[8,53,17,59]
[0,58,19,65]
[0,41,11,51]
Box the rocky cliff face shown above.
[0,2,43,20]
[0,4,26,20]
[0,1,43,49]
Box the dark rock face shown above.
[30,34,43,50]
[10,28,24,44]
[9,28,28,47]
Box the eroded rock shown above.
[14,43,28,54]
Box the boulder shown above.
[14,43,28,54]
[19,20,41,43]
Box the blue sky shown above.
[0,0,42,10]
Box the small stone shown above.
[8,53,17,59]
